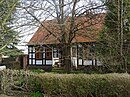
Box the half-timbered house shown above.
[27,13,105,70]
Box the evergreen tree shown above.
[0,0,22,58]
[97,0,130,72]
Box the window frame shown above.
[35,47,43,60]
[46,48,52,60]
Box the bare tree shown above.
[96,0,130,73]
[17,0,105,72]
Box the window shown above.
[29,47,35,53]
[53,47,58,58]
[72,46,77,57]
[58,48,62,58]
[29,53,35,58]
[36,47,43,59]
[78,45,83,58]
[82,44,95,60]
[46,48,52,59]
[88,44,95,60]
[28,47,35,65]
[83,48,89,59]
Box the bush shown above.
[29,73,130,97]
[11,61,21,70]
[0,69,33,96]
[31,69,45,74]
[30,91,43,97]
[1,70,130,97]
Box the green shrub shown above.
[11,61,21,70]
[30,91,43,97]
[27,75,43,93]
[30,73,130,97]
[0,69,33,95]
[1,70,130,97]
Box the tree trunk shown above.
[0,54,2,64]
[62,44,71,73]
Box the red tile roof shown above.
[28,13,105,45]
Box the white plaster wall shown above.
[71,57,77,67]
[71,58,103,66]
[84,60,92,65]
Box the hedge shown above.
[31,73,130,97]
[1,70,130,97]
